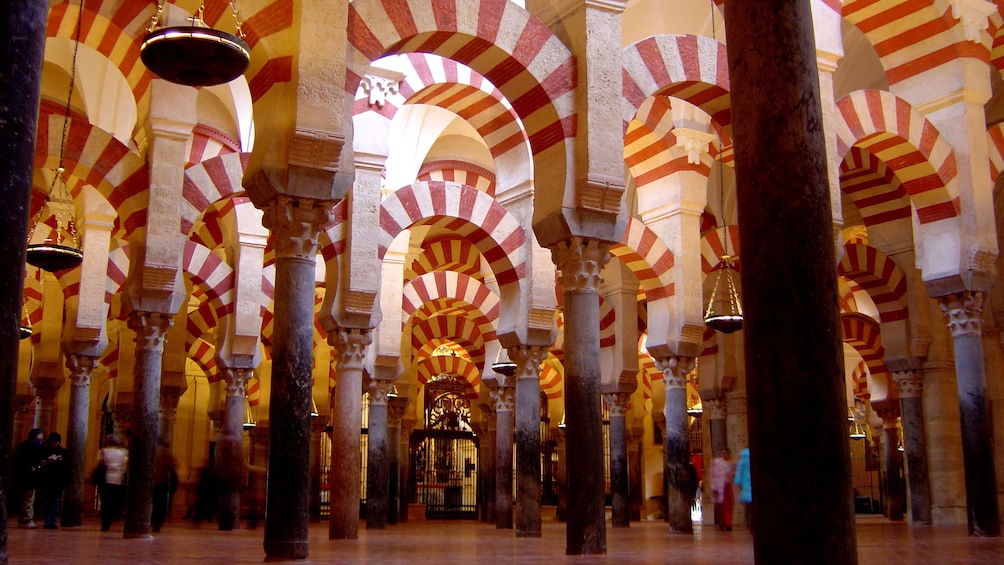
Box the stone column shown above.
[656,356,694,534]
[551,237,610,554]
[555,432,567,522]
[479,406,497,524]
[603,391,631,528]
[309,415,326,522]
[218,367,252,531]
[938,292,1000,536]
[893,370,932,524]
[0,4,47,558]
[261,195,331,560]
[874,403,904,521]
[723,0,857,562]
[400,417,416,522]
[488,377,515,529]
[62,354,97,527]
[514,345,547,537]
[328,327,371,540]
[33,384,58,439]
[124,311,173,538]
[387,396,406,525]
[627,426,644,521]
[365,378,394,529]
[704,398,727,456]
[158,384,183,450]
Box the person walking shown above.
[710,448,735,531]
[12,428,45,528]
[38,433,71,528]
[98,434,129,532]
[734,447,752,533]
[152,439,178,532]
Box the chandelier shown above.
[491,345,517,377]
[704,142,743,334]
[141,1,250,87]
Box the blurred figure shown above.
[734,447,752,533]
[710,448,735,531]
[38,432,71,529]
[12,428,45,528]
[152,440,178,532]
[98,434,129,532]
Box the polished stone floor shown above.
[7,515,1004,564]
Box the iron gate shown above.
[412,429,479,519]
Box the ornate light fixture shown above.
[19,299,32,340]
[310,396,319,419]
[704,142,743,333]
[27,2,84,273]
[141,1,250,87]
[491,346,517,377]
[849,401,867,440]
[242,396,257,430]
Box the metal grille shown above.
[412,429,478,519]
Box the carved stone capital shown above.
[388,397,408,427]
[951,0,996,42]
[511,345,548,381]
[672,127,716,165]
[873,403,901,426]
[702,398,726,420]
[261,195,333,261]
[359,73,402,108]
[366,378,396,405]
[127,311,173,351]
[893,370,923,398]
[551,237,611,294]
[602,392,631,416]
[222,367,254,398]
[654,355,694,389]
[65,353,97,387]
[331,327,372,371]
[938,291,984,338]
[489,383,515,412]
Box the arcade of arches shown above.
[1,0,1004,563]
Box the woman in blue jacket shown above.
[734,447,752,532]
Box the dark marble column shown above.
[32,384,58,436]
[489,378,515,529]
[387,397,406,525]
[550,238,610,555]
[0,4,47,558]
[874,404,904,521]
[938,292,1000,536]
[723,1,857,561]
[893,370,931,524]
[124,311,173,538]
[158,385,183,450]
[400,418,415,523]
[365,378,394,530]
[261,195,332,559]
[603,391,631,528]
[514,345,547,537]
[219,367,252,531]
[309,416,326,522]
[328,327,370,540]
[478,407,497,524]
[704,398,727,456]
[62,354,97,527]
[627,427,643,521]
[555,432,567,522]
[656,356,694,534]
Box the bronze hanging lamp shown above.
[141,0,251,87]
[27,3,84,273]
[704,143,744,334]
[491,345,517,377]
[19,299,32,340]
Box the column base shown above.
[516,530,542,538]
[264,541,308,560]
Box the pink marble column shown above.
[123,311,173,538]
[328,327,371,540]
[938,292,1000,535]
[551,237,611,554]
[219,367,252,531]
[62,354,97,527]
[261,195,332,559]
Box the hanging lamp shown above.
[27,2,84,273]
[243,396,257,430]
[19,299,32,340]
[491,345,517,377]
[141,1,250,87]
[704,142,743,333]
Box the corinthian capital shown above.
[654,355,694,388]
[128,311,173,351]
[551,237,610,294]
[261,195,334,260]
[938,291,984,338]
[511,345,548,380]
[331,327,372,371]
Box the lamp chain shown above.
[147,0,167,34]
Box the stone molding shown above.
[893,370,923,398]
[332,327,373,372]
[552,237,610,293]
[939,291,984,338]
[261,195,333,261]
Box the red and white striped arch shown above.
[347,0,575,202]
[850,359,871,402]
[414,337,486,375]
[99,338,120,380]
[539,356,563,399]
[380,181,525,297]
[610,217,675,303]
[183,153,250,235]
[700,225,742,274]
[843,0,980,87]
[841,312,890,399]
[187,124,240,166]
[410,315,492,361]
[622,34,731,131]
[837,243,909,323]
[550,295,616,351]
[416,354,481,397]
[105,242,130,307]
[840,146,912,229]
[406,234,485,282]
[988,122,1004,184]
[835,90,959,225]
[35,115,147,235]
[246,376,261,408]
[417,160,497,196]
[188,195,253,252]
[403,271,499,331]
[183,240,235,319]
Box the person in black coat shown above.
[38,432,71,528]
[11,428,45,528]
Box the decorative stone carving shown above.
[489,384,515,413]
[602,392,631,417]
[552,237,610,293]
[288,128,346,172]
[893,370,923,399]
[672,127,716,165]
[128,311,172,350]
[511,345,548,381]
[261,195,333,261]
[359,73,401,108]
[703,398,726,420]
[951,0,996,42]
[222,367,253,398]
[332,327,372,373]
[939,291,984,338]
[367,378,396,405]
[654,355,694,389]
[65,354,96,387]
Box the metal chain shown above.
[231,0,246,39]
[147,0,166,33]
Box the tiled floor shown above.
[7,515,1004,564]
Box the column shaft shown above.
[723,0,857,562]
[606,395,629,528]
[62,355,95,527]
[329,328,369,539]
[365,381,391,530]
[219,369,250,531]
[514,347,545,537]
[493,386,515,530]
[660,360,693,533]
[386,398,405,525]
[898,386,932,523]
[881,424,904,521]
